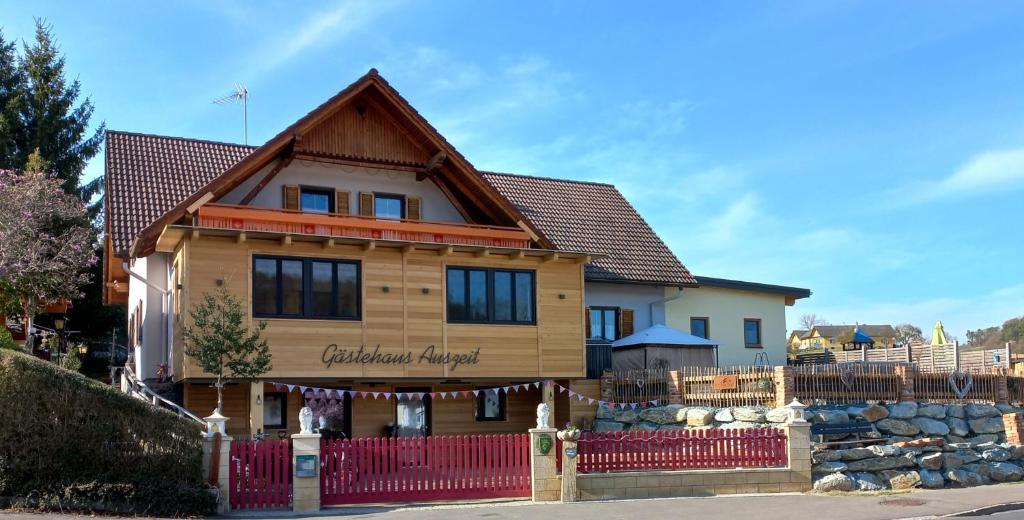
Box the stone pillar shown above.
[784,401,812,491]
[529,428,559,502]
[560,437,578,503]
[994,366,1010,405]
[667,370,683,405]
[291,433,322,513]
[895,365,916,402]
[201,433,232,514]
[773,366,794,409]
[249,381,264,437]
[1003,413,1024,445]
[600,369,614,402]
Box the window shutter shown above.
[359,192,374,217]
[407,196,422,220]
[585,307,591,338]
[335,190,351,215]
[282,185,299,210]
[619,308,635,338]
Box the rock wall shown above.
[811,402,1024,491]
[594,403,790,432]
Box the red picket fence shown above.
[229,439,292,510]
[572,428,787,474]
[321,434,531,505]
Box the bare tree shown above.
[799,314,826,331]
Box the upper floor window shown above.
[300,187,333,213]
[589,307,618,341]
[744,318,762,347]
[253,256,360,319]
[374,193,405,219]
[690,317,709,339]
[447,267,535,324]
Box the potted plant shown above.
[557,422,581,442]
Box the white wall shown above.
[126,253,170,380]
[220,160,466,223]
[665,286,789,367]
[584,282,671,333]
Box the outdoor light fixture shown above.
[422,288,430,294]
[77,344,89,355]
[53,317,65,331]
[382,286,390,293]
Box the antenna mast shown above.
[212,84,249,144]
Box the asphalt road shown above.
[4,484,1024,519]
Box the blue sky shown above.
[3,1,1023,338]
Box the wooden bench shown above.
[811,422,886,448]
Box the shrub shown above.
[0,349,214,516]
[0,328,16,350]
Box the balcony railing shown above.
[197,204,532,249]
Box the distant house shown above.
[789,330,809,350]
[798,324,897,351]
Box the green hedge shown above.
[0,350,214,516]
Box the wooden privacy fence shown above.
[572,429,787,474]
[916,370,1000,404]
[793,363,903,404]
[608,368,671,404]
[320,434,531,505]
[678,366,776,408]
[832,347,910,364]
[229,439,292,510]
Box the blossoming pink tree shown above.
[0,169,97,337]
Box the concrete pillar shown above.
[249,381,264,436]
[201,433,232,514]
[560,437,578,503]
[529,427,559,502]
[784,407,812,491]
[773,366,794,408]
[291,433,322,513]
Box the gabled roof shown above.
[812,324,897,338]
[482,172,696,286]
[127,69,552,257]
[790,330,809,340]
[105,131,254,256]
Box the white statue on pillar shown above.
[536,403,550,429]
[299,406,314,434]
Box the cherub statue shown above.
[536,402,550,429]
[299,407,314,434]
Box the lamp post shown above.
[53,316,67,363]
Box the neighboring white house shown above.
[665,276,810,367]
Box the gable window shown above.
[374,193,405,219]
[300,187,333,213]
[589,307,618,341]
[446,267,535,324]
[744,318,762,347]
[263,392,288,429]
[475,388,507,421]
[253,256,360,319]
[690,317,709,339]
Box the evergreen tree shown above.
[0,32,25,167]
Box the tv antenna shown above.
[213,83,249,144]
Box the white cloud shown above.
[890,147,1024,205]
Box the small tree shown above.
[183,285,271,415]
[0,168,96,335]
[894,323,924,347]
[799,313,826,331]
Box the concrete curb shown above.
[945,501,1024,517]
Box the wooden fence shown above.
[229,439,292,510]
[795,343,1012,373]
[915,370,1001,404]
[677,366,776,408]
[792,363,903,404]
[572,429,787,473]
[608,368,671,404]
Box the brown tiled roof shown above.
[105,131,254,256]
[105,133,695,286]
[482,172,696,286]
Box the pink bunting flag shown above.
[371,392,380,399]
[462,390,472,398]
[588,398,595,405]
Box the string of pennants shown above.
[268,380,660,409]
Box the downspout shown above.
[648,286,683,327]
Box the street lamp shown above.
[53,317,65,331]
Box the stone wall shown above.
[594,402,791,432]
[810,402,1024,491]
[577,467,809,500]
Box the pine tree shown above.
[0,32,25,167]
[0,19,104,215]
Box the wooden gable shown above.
[298,97,431,166]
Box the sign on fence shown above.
[712,375,738,391]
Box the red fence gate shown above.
[570,428,787,473]
[321,434,531,505]
[229,439,292,510]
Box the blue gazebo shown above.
[842,326,875,351]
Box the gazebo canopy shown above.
[612,324,719,349]
[850,327,874,344]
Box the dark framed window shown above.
[475,388,507,421]
[300,187,334,213]
[589,307,618,341]
[690,317,709,339]
[446,267,535,324]
[374,193,405,219]
[395,387,431,437]
[744,318,762,347]
[253,256,360,319]
[263,392,288,429]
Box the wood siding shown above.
[177,235,585,381]
[299,100,429,166]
